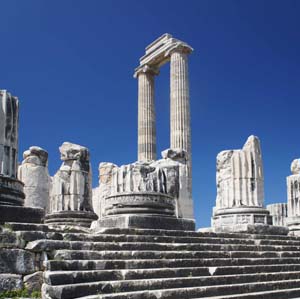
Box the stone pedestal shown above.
[93,159,195,231]
[98,214,195,231]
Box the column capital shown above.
[165,42,193,58]
[133,64,159,78]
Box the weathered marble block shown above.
[211,136,286,234]
[46,142,97,227]
[287,159,300,235]
[267,203,287,227]
[18,146,51,210]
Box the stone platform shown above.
[45,211,98,228]
[96,214,195,231]
[0,204,44,224]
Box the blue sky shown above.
[1,1,300,228]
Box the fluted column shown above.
[170,46,192,160]
[135,65,158,161]
[169,44,194,219]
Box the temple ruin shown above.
[1,34,300,299]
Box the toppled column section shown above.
[211,135,287,235]
[287,159,300,235]
[267,203,287,227]
[18,146,51,210]
[46,142,97,227]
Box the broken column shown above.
[0,90,44,223]
[212,135,287,234]
[18,146,51,210]
[287,159,300,235]
[45,142,97,227]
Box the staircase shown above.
[20,226,300,299]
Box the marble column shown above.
[135,65,158,162]
[169,45,192,159]
[169,44,194,219]
[0,90,19,179]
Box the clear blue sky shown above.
[1,1,300,228]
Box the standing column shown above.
[169,44,192,158]
[135,65,159,161]
[169,43,194,219]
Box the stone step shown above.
[3,222,51,232]
[25,239,300,252]
[44,264,300,285]
[16,231,64,242]
[4,222,91,234]
[62,233,300,246]
[53,249,300,261]
[74,278,300,299]
[198,287,300,298]
[42,272,300,299]
[98,227,298,240]
[45,257,300,271]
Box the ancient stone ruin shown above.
[2,34,300,299]
[46,142,97,227]
[287,158,300,235]
[208,135,289,234]
[18,146,51,210]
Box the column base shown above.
[45,211,98,228]
[0,204,44,224]
[0,176,25,206]
[211,206,288,235]
[95,214,195,231]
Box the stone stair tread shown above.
[53,249,300,260]
[62,233,300,246]
[45,257,300,271]
[43,271,300,299]
[97,228,299,240]
[44,264,300,285]
[198,286,300,298]
[73,278,300,299]
[26,239,300,252]
[44,269,300,286]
